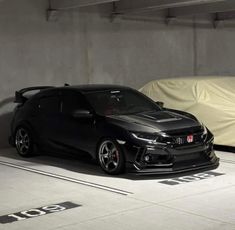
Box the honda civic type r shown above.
[9,85,219,175]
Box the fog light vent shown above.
[144,154,151,162]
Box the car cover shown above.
[139,76,235,147]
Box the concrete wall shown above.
[196,22,235,76]
[0,0,234,148]
[86,16,195,87]
[0,0,89,147]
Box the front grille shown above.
[174,133,203,145]
[165,126,205,147]
[174,152,204,162]
[165,126,202,136]
[173,152,211,169]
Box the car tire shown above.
[97,138,125,175]
[15,126,34,157]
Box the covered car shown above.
[140,76,235,147]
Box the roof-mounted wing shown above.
[15,86,54,104]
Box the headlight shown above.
[202,125,208,135]
[131,132,157,143]
[131,132,170,144]
[201,124,208,140]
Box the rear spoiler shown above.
[15,86,53,104]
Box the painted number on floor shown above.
[159,171,224,185]
[0,201,81,224]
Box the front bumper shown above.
[129,156,219,175]
[124,138,219,175]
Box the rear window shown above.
[39,96,60,114]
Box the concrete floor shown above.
[0,148,234,230]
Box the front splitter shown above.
[128,157,220,175]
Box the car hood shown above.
[106,110,200,133]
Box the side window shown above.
[61,92,88,114]
[39,96,60,114]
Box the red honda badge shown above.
[187,135,194,143]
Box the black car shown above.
[9,85,219,175]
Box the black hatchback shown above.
[9,85,219,175]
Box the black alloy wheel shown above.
[98,139,125,175]
[15,127,34,157]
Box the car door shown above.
[37,92,61,151]
[56,90,96,153]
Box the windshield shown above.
[85,89,161,116]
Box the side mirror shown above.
[72,109,93,118]
[156,101,164,108]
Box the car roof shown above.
[30,84,134,100]
[42,84,132,94]
[65,84,131,92]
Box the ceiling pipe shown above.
[50,0,120,10]
[115,0,227,15]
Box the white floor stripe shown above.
[0,160,133,196]
[220,159,235,164]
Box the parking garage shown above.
[0,1,235,230]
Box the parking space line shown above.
[220,159,235,164]
[0,160,133,196]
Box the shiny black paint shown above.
[10,85,219,174]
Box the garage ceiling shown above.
[49,0,235,21]
[50,0,119,10]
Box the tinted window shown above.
[61,92,88,114]
[40,96,60,114]
[85,89,161,116]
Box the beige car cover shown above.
[140,77,235,147]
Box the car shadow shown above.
[0,148,108,177]
[0,96,15,148]
[214,144,235,153]
[0,148,218,181]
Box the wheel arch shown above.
[13,120,36,144]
